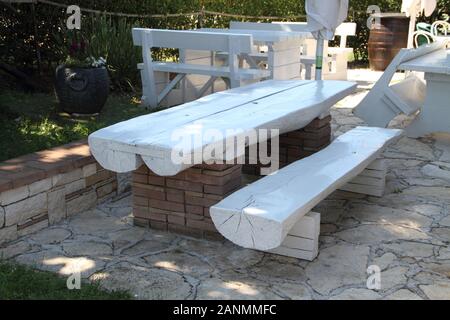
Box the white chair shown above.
[354,41,447,127]
[132,28,270,109]
[413,30,436,48]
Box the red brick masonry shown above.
[132,163,242,239]
[132,116,332,239]
[243,115,332,175]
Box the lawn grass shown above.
[0,90,150,162]
[0,261,131,300]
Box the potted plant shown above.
[55,33,109,115]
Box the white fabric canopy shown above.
[305,0,349,40]
[401,0,436,17]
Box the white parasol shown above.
[401,0,437,48]
[305,0,349,79]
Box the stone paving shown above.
[1,70,450,300]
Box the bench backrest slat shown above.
[231,21,311,32]
[132,28,253,53]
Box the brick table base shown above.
[243,116,332,176]
[132,163,242,239]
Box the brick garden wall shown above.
[0,141,123,246]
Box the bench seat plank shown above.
[210,127,403,251]
[89,80,356,176]
[153,62,271,80]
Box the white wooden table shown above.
[89,80,356,176]
[199,28,312,80]
[398,48,450,137]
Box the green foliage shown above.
[0,261,131,299]
[1,0,449,92]
[0,89,147,161]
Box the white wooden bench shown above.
[210,126,403,260]
[354,41,447,128]
[89,80,356,177]
[230,21,356,80]
[132,28,270,109]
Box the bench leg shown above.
[338,159,387,197]
[265,211,320,261]
[132,163,242,240]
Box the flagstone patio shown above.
[1,70,449,300]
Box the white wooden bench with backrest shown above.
[275,22,356,80]
[132,28,270,109]
[230,21,356,80]
[354,41,447,128]
[210,126,403,261]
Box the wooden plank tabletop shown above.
[198,28,312,43]
[398,48,450,74]
[89,80,356,176]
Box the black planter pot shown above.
[55,65,109,114]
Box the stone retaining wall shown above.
[0,141,121,245]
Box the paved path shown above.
[2,71,450,300]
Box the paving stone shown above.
[305,244,370,295]
[90,262,192,299]
[402,187,450,202]
[385,289,422,300]
[110,227,147,250]
[372,252,396,271]
[421,163,450,182]
[420,281,450,300]
[121,239,169,256]
[431,227,450,242]
[381,266,408,291]
[437,247,450,260]
[408,204,443,217]
[251,256,307,283]
[336,224,429,244]
[383,241,436,259]
[68,209,128,235]
[143,250,213,278]
[271,282,312,300]
[196,275,280,300]
[30,227,71,244]
[419,262,450,279]
[63,240,112,257]
[330,288,382,300]
[346,203,432,229]
[387,137,436,160]
[439,216,450,227]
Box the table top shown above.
[398,48,450,74]
[198,28,312,43]
[89,80,356,176]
